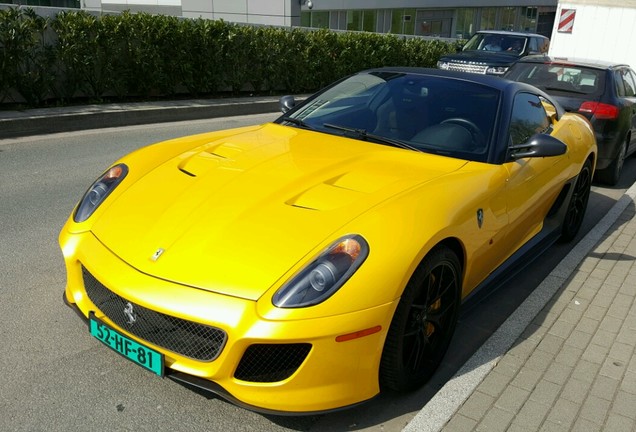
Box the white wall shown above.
[181,0,299,26]
[82,0,300,26]
[100,0,180,9]
[549,1,636,68]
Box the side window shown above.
[528,37,538,53]
[509,93,551,146]
[615,70,626,97]
[622,69,636,97]
[623,68,636,97]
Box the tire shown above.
[597,139,626,186]
[561,159,592,242]
[379,245,461,392]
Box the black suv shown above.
[437,31,549,76]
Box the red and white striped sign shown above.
[558,9,576,33]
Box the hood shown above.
[92,123,467,300]
[441,50,520,66]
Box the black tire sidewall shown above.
[561,159,592,242]
[379,245,461,392]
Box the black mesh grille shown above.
[82,266,227,361]
[234,343,311,382]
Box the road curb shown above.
[0,97,282,139]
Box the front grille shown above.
[82,266,227,361]
[234,344,312,382]
[447,62,488,74]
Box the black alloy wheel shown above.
[380,245,461,391]
[561,159,593,242]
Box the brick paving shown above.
[441,202,636,432]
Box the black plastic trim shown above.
[166,371,374,416]
[63,291,89,324]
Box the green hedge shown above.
[0,8,463,107]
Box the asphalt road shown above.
[1,113,634,432]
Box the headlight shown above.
[437,61,450,70]
[486,66,509,75]
[74,163,128,222]
[273,235,369,308]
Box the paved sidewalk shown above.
[406,184,636,432]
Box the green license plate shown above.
[89,313,164,377]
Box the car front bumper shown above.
[60,230,396,414]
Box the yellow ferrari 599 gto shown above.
[60,68,596,414]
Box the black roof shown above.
[516,55,629,70]
[359,67,565,119]
[474,30,548,39]
[361,67,537,93]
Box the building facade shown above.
[0,0,558,40]
[300,1,557,39]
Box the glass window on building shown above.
[347,10,362,31]
[416,9,453,38]
[480,8,498,30]
[500,7,516,31]
[377,10,392,33]
[330,10,347,30]
[390,9,404,34]
[520,7,538,32]
[363,10,377,32]
[330,11,337,29]
[310,11,330,29]
[455,8,476,39]
[301,12,311,27]
[1,0,80,6]
[389,8,416,35]
[536,10,556,38]
[403,8,416,35]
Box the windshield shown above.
[463,33,527,54]
[279,72,500,162]
[506,63,605,96]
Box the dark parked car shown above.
[505,56,636,185]
[437,30,549,76]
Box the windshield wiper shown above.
[323,123,421,152]
[280,116,314,130]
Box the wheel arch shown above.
[587,151,597,171]
[436,237,465,275]
[379,237,464,392]
[406,237,466,297]
[403,236,466,302]
[625,129,633,157]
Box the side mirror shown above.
[279,95,296,113]
[509,133,567,160]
